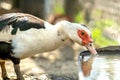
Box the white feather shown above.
[12,24,67,58]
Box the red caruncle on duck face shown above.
[77,29,97,55]
[77,29,93,46]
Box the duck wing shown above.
[0,13,45,35]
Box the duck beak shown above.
[85,43,98,56]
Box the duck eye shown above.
[81,32,85,35]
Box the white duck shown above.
[0,13,97,80]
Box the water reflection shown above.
[80,55,96,77]
[78,53,120,80]
[78,55,97,80]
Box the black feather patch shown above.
[0,13,45,35]
[0,41,12,60]
[81,24,90,30]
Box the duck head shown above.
[59,20,97,55]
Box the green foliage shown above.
[92,19,115,28]
[74,12,85,23]
[91,19,118,47]
[54,4,64,14]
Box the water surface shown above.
[78,50,120,80]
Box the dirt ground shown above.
[0,42,84,80]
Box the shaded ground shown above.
[1,57,77,80]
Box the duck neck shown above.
[34,21,69,52]
[55,20,72,40]
[54,22,69,43]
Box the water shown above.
[78,50,120,80]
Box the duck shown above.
[0,13,97,80]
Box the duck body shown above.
[12,26,67,59]
[0,13,68,59]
